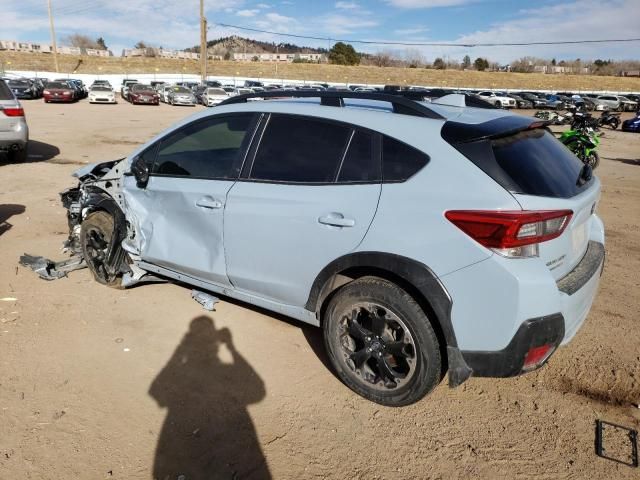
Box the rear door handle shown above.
[318,213,355,228]
[196,196,223,209]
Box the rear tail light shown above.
[1,107,25,117]
[445,210,573,258]
[522,343,556,372]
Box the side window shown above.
[153,114,254,179]
[382,136,430,182]
[337,130,380,183]
[250,115,351,183]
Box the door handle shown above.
[195,197,223,209]
[318,213,355,228]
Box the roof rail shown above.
[216,89,445,120]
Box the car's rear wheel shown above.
[80,211,122,287]
[323,277,442,406]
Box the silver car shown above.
[595,95,622,111]
[0,80,29,162]
[168,86,197,106]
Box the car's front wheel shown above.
[323,277,442,406]
[80,211,123,287]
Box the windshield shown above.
[131,84,152,92]
[174,87,191,93]
[9,80,30,86]
[207,88,226,95]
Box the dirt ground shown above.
[1,99,639,480]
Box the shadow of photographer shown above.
[150,316,270,480]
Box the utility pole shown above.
[47,0,59,72]
[200,0,207,84]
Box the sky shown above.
[3,0,640,64]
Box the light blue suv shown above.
[61,91,605,406]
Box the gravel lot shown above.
[1,100,639,479]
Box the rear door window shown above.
[152,114,255,179]
[250,114,351,183]
[382,136,430,182]
[337,130,380,183]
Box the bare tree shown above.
[64,33,99,49]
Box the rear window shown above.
[0,81,14,100]
[456,128,592,198]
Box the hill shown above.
[190,35,327,56]
[2,51,639,92]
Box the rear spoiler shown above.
[441,116,550,144]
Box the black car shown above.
[7,79,38,99]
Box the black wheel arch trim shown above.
[306,251,473,387]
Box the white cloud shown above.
[448,0,640,63]
[317,14,378,36]
[386,0,473,8]
[256,3,272,8]
[237,9,260,17]
[394,27,429,35]
[335,1,360,9]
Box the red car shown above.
[127,84,159,105]
[43,81,76,103]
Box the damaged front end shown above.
[22,159,136,284]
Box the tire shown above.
[80,211,122,287]
[611,119,619,130]
[323,276,442,406]
[586,151,600,170]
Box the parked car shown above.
[28,78,45,97]
[0,79,29,162]
[518,93,548,108]
[202,87,229,106]
[475,91,516,108]
[159,85,173,103]
[127,84,160,105]
[121,79,138,99]
[244,80,264,89]
[58,90,604,406]
[43,81,76,103]
[91,80,112,89]
[506,93,533,109]
[543,94,566,110]
[6,79,39,99]
[193,85,208,105]
[67,79,88,98]
[55,78,83,100]
[222,86,236,95]
[617,96,638,112]
[167,86,196,106]
[621,111,640,132]
[88,86,117,104]
[595,95,623,111]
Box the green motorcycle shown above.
[559,114,601,169]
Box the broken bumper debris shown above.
[19,254,86,280]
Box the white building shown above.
[233,52,326,63]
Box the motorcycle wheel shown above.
[586,152,600,170]
[611,119,619,130]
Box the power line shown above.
[215,22,640,47]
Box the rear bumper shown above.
[462,314,565,377]
[460,241,604,377]
[0,124,29,150]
